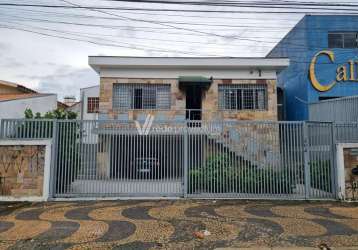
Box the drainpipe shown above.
[80,90,84,121]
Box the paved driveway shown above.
[0,200,357,249]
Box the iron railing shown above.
[1,119,358,199]
[309,95,358,122]
[98,108,271,122]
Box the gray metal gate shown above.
[1,119,354,199]
[53,120,186,198]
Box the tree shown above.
[24,108,77,120]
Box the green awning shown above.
[178,76,212,88]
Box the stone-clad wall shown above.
[99,77,277,121]
[0,145,45,197]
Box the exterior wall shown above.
[0,95,57,119]
[99,78,277,121]
[99,68,278,79]
[0,145,45,197]
[267,17,309,120]
[268,15,358,121]
[0,140,51,201]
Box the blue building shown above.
[268,15,358,121]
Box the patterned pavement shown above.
[0,200,357,249]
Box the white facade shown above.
[89,57,289,79]
[0,94,57,119]
[80,85,99,120]
[79,85,99,145]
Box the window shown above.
[113,84,171,110]
[328,32,358,48]
[318,96,341,101]
[218,84,267,110]
[87,97,99,113]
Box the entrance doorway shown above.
[185,85,202,121]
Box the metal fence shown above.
[1,119,358,200]
[309,95,358,122]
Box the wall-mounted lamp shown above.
[352,166,358,176]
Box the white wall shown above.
[0,95,57,119]
[80,86,99,144]
[81,85,99,120]
[99,68,278,79]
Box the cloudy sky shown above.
[0,0,343,100]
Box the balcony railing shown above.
[97,108,269,122]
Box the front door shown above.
[185,85,202,121]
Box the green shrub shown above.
[309,160,332,193]
[188,153,295,194]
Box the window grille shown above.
[218,84,267,110]
[113,84,171,110]
[328,32,358,48]
[87,97,99,113]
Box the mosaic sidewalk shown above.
[0,200,357,249]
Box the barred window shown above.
[87,97,99,113]
[328,32,358,48]
[113,84,171,110]
[218,84,267,110]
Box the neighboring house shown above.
[0,79,36,94]
[88,57,289,122]
[267,15,358,121]
[0,80,58,119]
[63,96,77,107]
[64,85,100,120]
[66,101,81,114]
[0,93,58,119]
[57,101,68,110]
[80,85,99,120]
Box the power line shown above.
[1,1,358,59]
[3,19,265,49]
[100,0,358,12]
[0,24,221,56]
[2,11,355,44]
[58,0,249,42]
[0,13,301,30]
[0,24,355,64]
[4,13,358,56]
[0,5,303,22]
[1,3,358,14]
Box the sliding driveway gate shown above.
[1,119,357,199]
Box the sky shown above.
[0,0,344,100]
